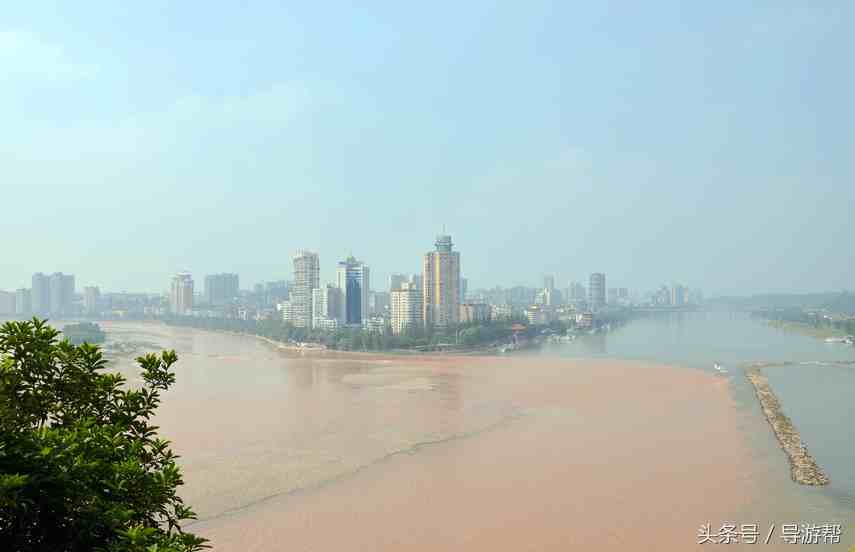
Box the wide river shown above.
[85,312,854,550]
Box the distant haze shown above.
[2,3,854,295]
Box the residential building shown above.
[0,291,15,315]
[31,273,50,316]
[391,282,422,335]
[15,289,31,315]
[336,256,370,326]
[312,284,343,329]
[292,251,320,328]
[170,273,194,315]
[84,286,101,316]
[205,273,239,306]
[423,234,461,329]
[588,273,606,312]
[49,273,75,316]
[459,303,491,324]
[279,300,298,325]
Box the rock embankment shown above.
[746,369,830,486]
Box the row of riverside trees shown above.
[162,315,542,352]
[162,309,641,352]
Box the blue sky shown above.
[2,2,853,295]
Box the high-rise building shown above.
[389,273,408,292]
[311,284,343,329]
[15,289,31,315]
[423,234,461,329]
[588,273,606,312]
[391,282,423,335]
[31,273,50,316]
[336,256,370,326]
[204,273,239,306]
[292,251,320,328]
[84,286,101,316]
[49,274,62,315]
[460,277,468,303]
[49,273,75,316]
[170,273,194,315]
[0,291,15,315]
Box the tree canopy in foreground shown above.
[0,319,207,552]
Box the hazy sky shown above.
[2,2,853,296]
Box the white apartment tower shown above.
[423,234,461,329]
[292,251,320,328]
[391,282,423,335]
[170,273,194,315]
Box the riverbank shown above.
[193,326,534,358]
[746,368,830,486]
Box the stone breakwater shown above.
[746,368,830,486]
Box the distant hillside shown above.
[710,292,855,313]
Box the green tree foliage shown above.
[0,319,207,552]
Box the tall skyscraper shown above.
[460,277,468,303]
[588,273,606,312]
[31,273,50,316]
[292,251,320,328]
[336,256,370,326]
[391,282,423,335]
[170,273,194,315]
[204,273,239,306]
[15,289,31,315]
[49,273,75,316]
[84,286,101,316]
[423,234,461,329]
